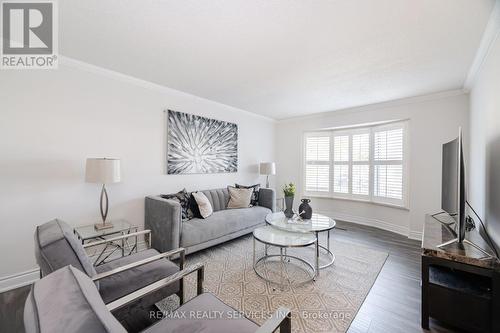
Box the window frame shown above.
[303,132,332,194]
[302,120,409,209]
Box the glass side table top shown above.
[265,212,336,233]
[74,219,135,241]
[253,225,317,247]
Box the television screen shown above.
[441,138,459,219]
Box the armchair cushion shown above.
[24,266,126,333]
[143,293,259,333]
[95,248,180,304]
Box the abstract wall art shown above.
[166,110,238,174]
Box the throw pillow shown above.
[160,189,193,221]
[192,191,213,218]
[227,186,253,209]
[189,193,202,218]
[235,183,260,206]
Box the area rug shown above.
[158,234,388,333]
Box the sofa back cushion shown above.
[34,219,97,280]
[193,188,230,212]
[24,266,126,333]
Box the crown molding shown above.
[464,0,500,90]
[278,88,467,123]
[59,56,276,123]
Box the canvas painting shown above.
[167,110,238,174]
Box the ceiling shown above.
[60,0,494,120]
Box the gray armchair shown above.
[34,219,184,318]
[24,265,292,333]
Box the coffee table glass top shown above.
[265,212,336,233]
[253,225,317,247]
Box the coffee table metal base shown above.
[317,230,335,270]
[253,237,317,288]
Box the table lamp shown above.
[259,162,276,188]
[85,158,121,230]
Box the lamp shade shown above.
[85,158,121,184]
[259,162,276,175]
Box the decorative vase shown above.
[284,195,294,218]
[298,198,312,219]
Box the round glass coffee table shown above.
[265,212,336,277]
[253,225,317,287]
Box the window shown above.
[303,121,408,207]
[304,135,330,193]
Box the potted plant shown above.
[283,183,296,218]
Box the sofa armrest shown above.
[145,196,182,253]
[258,188,276,212]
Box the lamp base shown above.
[94,222,114,230]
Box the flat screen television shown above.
[441,127,466,242]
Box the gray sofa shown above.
[145,187,276,254]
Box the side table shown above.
[74,219,139,266]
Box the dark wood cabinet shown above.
[421,214,500,332]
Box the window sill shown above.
[303,194,410,211]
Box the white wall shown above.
[469,16,500,252]
[0,58,275,282]
[276,92,469,238]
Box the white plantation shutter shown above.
[373,126,405,204]
[305,135,330,193]
[303,121,407,207]
[334,135,349,162]
[333,164,349,193]
[333,135,349,194]
[352,133,370,162]
[352,132,370,196]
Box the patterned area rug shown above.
[158,234,387,333]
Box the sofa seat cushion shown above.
[95,249,179,304]
[143,293,258,333]
[180,206,270,248]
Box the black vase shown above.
[284,195,294,218]
[298,199,312,219]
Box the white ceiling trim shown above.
[59,55,277,123]
[464,0,500,90]
[278,88,467,123]
[60,54,467,124]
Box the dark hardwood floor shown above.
[334,221,461,333]
[0,221,462,333]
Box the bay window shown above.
[303,121,408,208]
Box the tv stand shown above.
[422,214,500,332]
[437,238,493,258]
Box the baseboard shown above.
[317,210,412,238]
[408,230,423,241]
[0,268,39,293]
[0,241,149,293]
